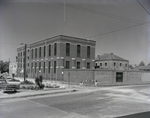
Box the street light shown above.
[20,43,27,82]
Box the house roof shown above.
[95,53,129,62]
[133,65,150,70]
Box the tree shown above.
[0,61,9,73]
[129,65,133,69]
[138,61,145,66]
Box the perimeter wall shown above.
[63,69,150,85]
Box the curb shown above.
[0,89,78,100]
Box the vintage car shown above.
[0,78,20,92]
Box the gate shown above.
[116,72,123,82]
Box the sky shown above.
[0,0,150,66]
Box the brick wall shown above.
[63,69,150,85]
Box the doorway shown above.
[116,72,123,82]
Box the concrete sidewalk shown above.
[0,87,79,100]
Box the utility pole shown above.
[24,44,27,81]
[63,0,66,35]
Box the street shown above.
[0,85,150,118]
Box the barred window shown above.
[39,47,41,58]
[114,62,116,66]
[87,46,90,58]
[35,62,37,73]
[39,62,41,70]
[49,44,51,56]
[54,61,56,73]
[66,43,70,56]
[44,62,45,73]
[77,62,80,69]
[87,62,90,69]
[44,46,46,57]
[77,45,81,57]
[32,49,33,59]
[35,48,37,58]
[54,43,57,56]
[49,61,51,73]
[66,61,70,69]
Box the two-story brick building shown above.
[17,35,96,80]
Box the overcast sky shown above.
[0,0,150,65]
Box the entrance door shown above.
[116,72,123,82]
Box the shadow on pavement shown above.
[3,91,20,94]
[116,111,150,118]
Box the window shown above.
[114,62,116,66]
[21,52,22,56]
[35,48,37,58]
[77,45,81,57]
[125,63,128,67]
[18,53,20,57]
[44,46,46,57]
[54,61,56,73]
[87,46,90,58]
[66,43,70,56]
[31,63,33,72]
[39,62,41,70]
[77,62,80,69]
[39,47,41,58]
[28,49,29,52]
[44,62,45,73]
[66,61,70,69]
[32,49,33,59]
[28,63,29,67]
[87,62,90,69]
[49,44,51,56]
[54,43,57,56]
[100,63,102,66]
[23,51,25,56]
[35,62,37,73]
[28,56,29,60]
[49,61,51,73]
[105,63,107,66]
[120,63,122,66]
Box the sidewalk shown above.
[0,77,82,100]
[0,87,79,100]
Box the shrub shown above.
[9,79,20,82]
[21,80,34,85]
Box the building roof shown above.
[133,65,150,71]
[95,53,129,62]
[17,35,96,51]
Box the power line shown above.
[66,3,144,24]
[47,0,144,24]
[137,0,150,15]
[85,21,150,38]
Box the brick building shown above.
[17,35,96,80]
[95,53,129,70]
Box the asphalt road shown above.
[0,85,150,118]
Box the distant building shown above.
[133,65,150,71]
[95,53,129,70]
[17,35,96,80]
[9,62,17,77]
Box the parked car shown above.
[0,79,20,92]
